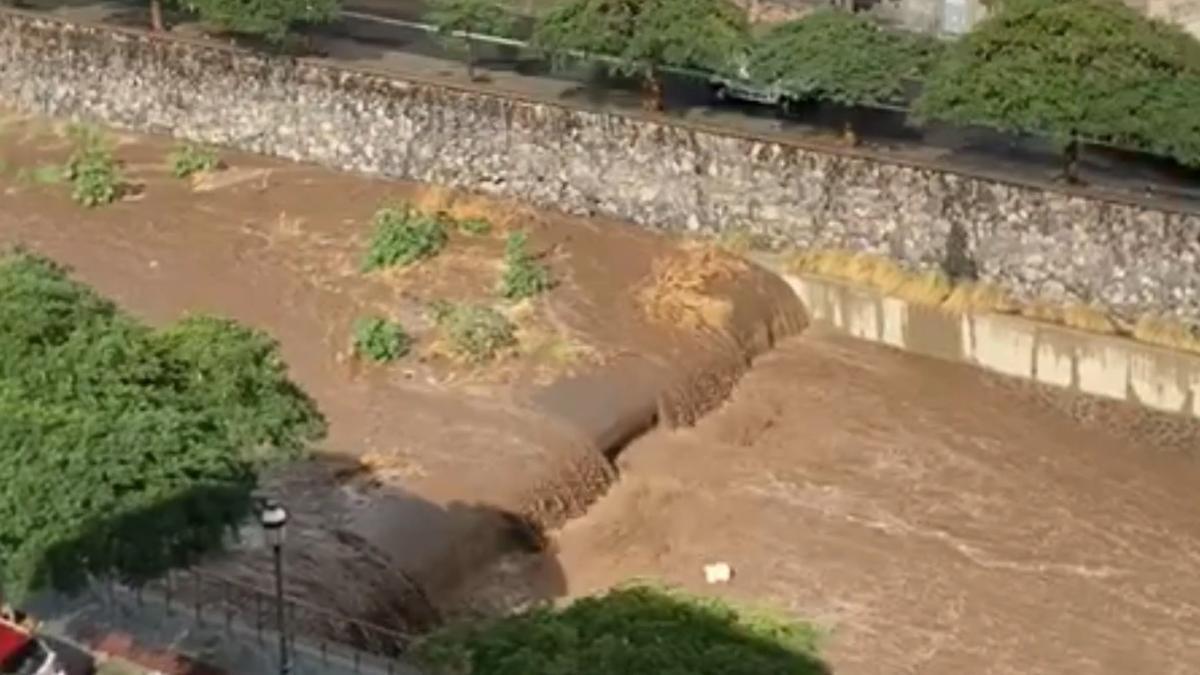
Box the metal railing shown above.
[109,568,417,674]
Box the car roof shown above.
[0,620,32,667]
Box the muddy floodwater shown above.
[483,329,1200,675]
[5,111,1200,673]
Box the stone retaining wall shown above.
[2,9,1199,325]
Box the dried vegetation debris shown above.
[789,248,1200,354]
[637,243,749,332]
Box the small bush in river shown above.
[17,164,65,185]
[499,231,552,300]
[64,125,124,207]
[169,142,221,178]
[352,316,412,363]
[457,217,492,236]
[362,206,449,271]
[429,301,517,363]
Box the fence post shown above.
[193,571,202,624]
[255,591,263,643]
[223,579,232,633]
[164,570,173,616]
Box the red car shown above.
[0,619,65,675]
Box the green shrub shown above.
[362,206,449,271]
[748,10,944,106]
[352,316,412,363]
[499,231,552,300]
[916,0,1200,169]
[0,251,324,601]
[183,0,340,43]
[168,142,221,178]
[532,0,749,109]
[458,217,492,236]
[426,0,515,78]
[64,125,124,207]
[429,301,517,363]
[17,164,65,186]
[414,584,826,675]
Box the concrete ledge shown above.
[782,272,1200,420]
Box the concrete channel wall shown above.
[784,272,1200,420]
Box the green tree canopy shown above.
[532,0,749,108]
[915,0,1200,168]
[747,9,944,106]
[414,585,827,675]
[0,252,324,602]
[182,0,341,43]
[427,0,515,79]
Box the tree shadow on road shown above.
[18,452,832,675]
[19,455,572,673]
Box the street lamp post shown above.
[260,500,290,675]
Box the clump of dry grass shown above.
[716,228,773,255]
[785,247,1200,355]
[1133,315,1200,354]
[1018,300,1062,324]
[891,270,953,307]
[1013,301,1118,335]
[789,250,903,292]
[941,282,1019,315]
[409,184,530,233]
[1059,304,1120,335]
[518,326,597,379]
[788,249,950,306]
[717,229,755,255]
[638,244,747,331]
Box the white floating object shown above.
[704,562,733,584]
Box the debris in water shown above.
[704,562,733,584]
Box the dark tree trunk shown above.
[642,69,664,112]
[1061,137,1082,184]
[466,38,477,80]
[841,120,860,147]
[150,0,164,31]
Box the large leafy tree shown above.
[532,0,749,110]
[915,0,1200,180]
[747,10,943,107]
[426,0,515,80]
[181,0,341,43]
[0,252,324,602]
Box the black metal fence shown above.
[111,568,416,674]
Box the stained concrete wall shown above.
[783,272,1200,419]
